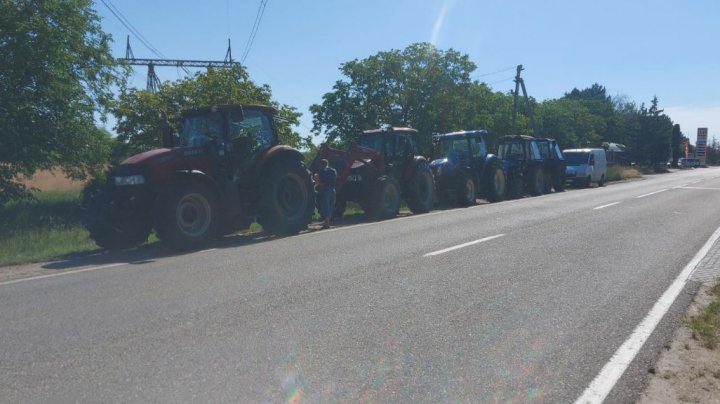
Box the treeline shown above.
[310,43,686,168]
[0,2,712,205]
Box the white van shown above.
[563,148,608,187]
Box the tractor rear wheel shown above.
[456,174,476,206]
[258,159,314,235]
[82,183,151,250]
[484,163,506,202]
[155,181,219,250]
[406,165,434,213]
[529,167,545,196]
[369,176,401,220]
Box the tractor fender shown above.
[403,156,428,181]
[257,145,305,174]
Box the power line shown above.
[241,0,269,64]
[99,0,165,59]
[474,66,516,78]
[100,0,191,76]
[487,76,515,86]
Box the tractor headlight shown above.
[114,174,145,186]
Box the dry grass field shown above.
[16,169,86,192]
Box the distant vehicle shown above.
[678,158,700,168]
[430,130,506,206]
[497,135,548,198]
[564,148,607,187]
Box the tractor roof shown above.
[362,127,418,135]
[436,129,489,138]
[500,134,536,142]
[182,104,278,117]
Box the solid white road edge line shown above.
[0,263,128,287]
[574,224,720,404]
[423,234,505,257]
[676,186,720,190]
[593,202,621,210]
[636,188,668,198]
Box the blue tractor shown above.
[430,130,506,206]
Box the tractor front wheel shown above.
[369,176,401,220]
[529,167,545,196]
[155,181,219,250]
[258,160,314,235]
[484,164,506,202]
[456,174,476,206]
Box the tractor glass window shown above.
[498,141,524,160]
[178,112,223,147]
[397,135,412,158]
[530,142,542,160]
[537,141,551,159]
[228,109,273,153]
[554,144,564,160]
[360,134,384,153]
[474,138,486,158]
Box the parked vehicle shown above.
[429,130,506,206]
[83,104,315,250]
[312,127,435,220]
[497,135,547,198]
[536,138,566,192]
[563,148,608,187]
[678,157,701,168]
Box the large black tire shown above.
[82,183,152,250]
[507,177,524,199]
[369,176,401,220]
[483,163,506,203]
[155,181,219,250]
[406,165,435,214]
[258,160,314,235]
[528,167,545,196]
[456,173,476,206]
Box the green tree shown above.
[536,98,605,148]
[0,0,125,204]
[311,43,476,155]
[671,124,682,167]
[112,66,307,160]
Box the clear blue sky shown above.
[96,0,719,144]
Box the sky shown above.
[95,0,720,145]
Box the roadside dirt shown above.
[16,169,85,192]
[638,283,720,404]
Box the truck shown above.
[312,127,435,220]
[82,104,315,250]
[429,130,506,205]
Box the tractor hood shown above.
[121,148,175,165]
[429,157,459,177]
[115,146,211,185]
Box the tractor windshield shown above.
[434,137,468,160]
[360,133,385,152]
[498,141,525,160]
[178,112,223,147]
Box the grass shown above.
[0,190,101,266]
[685,280,720,349]
[606,165,642,182]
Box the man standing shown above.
[315,159,337,229]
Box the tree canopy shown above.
[112,66,307,160]
[0,0,124,204]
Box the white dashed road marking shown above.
[593,202,621,210]
[423,234,505,257]
[636,188,668,198]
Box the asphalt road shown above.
[2,168,720,403]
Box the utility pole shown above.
[511,64,537,136]
[119,36,242,92]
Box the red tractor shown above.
[312,127,435,220]
[83,104,314,250]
